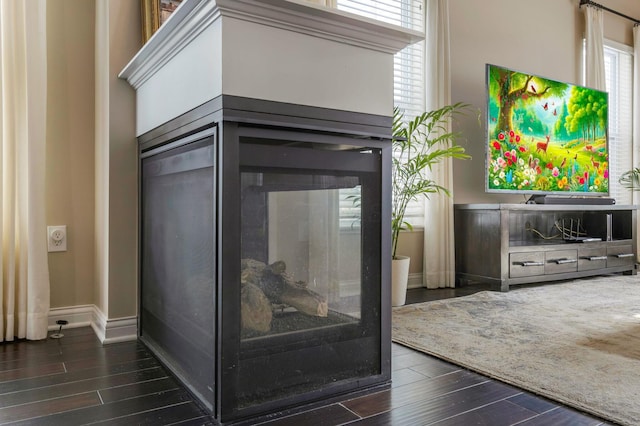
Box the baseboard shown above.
[347,273,423,290]
[407,273,423,289]
[48,305,94,330]
[92,308,138,344]
[49,305,138,344]
[49,273,422,341]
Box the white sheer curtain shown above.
[0,0,50,341]
[634,25,640,247]
[584,5,606,90]
[422,0,455,288]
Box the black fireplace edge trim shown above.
[142,331,392,426]
[137,94,394,423]
[229,376,391,426]
[139,334,215,413]
[138,95,393,154]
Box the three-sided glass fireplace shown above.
[140,98,391,424]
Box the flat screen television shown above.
[486,64,609,198]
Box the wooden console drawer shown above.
[607,245,636,267]
[578,247,607,271]
[510,252,544,278]
[544,249,578,274]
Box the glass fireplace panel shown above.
[140,137,216,410]
[240,173,363,340]
[235,140,382,410]
[138,102,391,423]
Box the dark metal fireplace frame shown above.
[138,95,392,424]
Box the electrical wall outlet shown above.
[47,225,67,252]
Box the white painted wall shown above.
[47,0,96,308]
[95,0,139,326]
[221,16,393,117]
[126,0,405,136]
[107,0,139,320]
[48,0,640,309]
[136,22,222,135]
[46,0,139,336]
[449,0,640,205]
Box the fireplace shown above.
[121,1,420,422]
[139,96,391,423]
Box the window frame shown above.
[336,0,427,227]
[603,39,633,205]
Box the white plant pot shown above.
[391,256,410,307]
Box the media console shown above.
[454,204,638,292]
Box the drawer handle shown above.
[552,258,577,264]
[612,253,635,258]
[581,255,607,261]
[515,261,544,267]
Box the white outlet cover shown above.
[47,225,67,252]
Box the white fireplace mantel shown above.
[119,0,423,136]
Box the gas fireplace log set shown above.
[241,258,329,334]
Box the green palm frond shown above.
[391,102,471,259]
[619,168,640,192]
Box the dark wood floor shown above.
[0,286,612,425]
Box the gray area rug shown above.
[392,275,640,426]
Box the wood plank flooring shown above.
[0,327,212,425]
[0,287,613,425]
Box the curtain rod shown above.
[579,0,640,25]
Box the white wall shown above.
[130,2,397,135]
[449,0,640,204]
[93,0,139,338]
[47,0,96,308]
[47,0,139,335]
[47,0,640,306]
[106,0,139,319]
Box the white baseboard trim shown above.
[49,274,423,342]
[49,305,138,344]
[48,305,94,330]
[92,307,138,344]
[407,272,423,289]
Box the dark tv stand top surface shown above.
[454,203,637,212]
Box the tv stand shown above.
[454,204,637,292]
[526,195,616,205]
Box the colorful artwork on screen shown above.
[486,64,609,194]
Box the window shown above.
[337,0,426,226]
[584,39,634,204]
[335,0,425,118]
[603,41,633,205]
[336,0,423,30]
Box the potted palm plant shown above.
[619,168,640,191]
[391,103,470,306]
